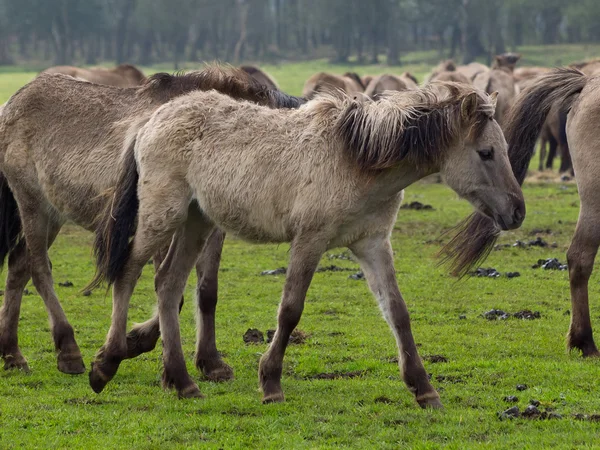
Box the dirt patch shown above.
[260,267,286,276]
[574,414,600,422]
[400,201,434,211]
[348,271,364,280]
[266,328,308,344]
[532,258,568,270]
[504,396,519,403]
[58,281,74,287]
[483,310,541,320]
[516,384,528,391]
[423,354,448,363]
[64,397,114,406]
[243,328,264,344]
[495,237,557,250]
[306,370,366,380]
[434,375,466,384]
[513,310,541,320]
[315,265,358,273]
[472,268,520,279]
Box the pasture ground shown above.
[1,47,600,449]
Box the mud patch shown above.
[58,281,74,287]
[483,310,541,320]
[532,258,568,270]
[472,268,520,279]
[315,265,358,273]
[266,328,308,344]
[400,201,434,211]
[503,396,519,403]
[243,328,264,344]
[495,237,556,250]
[64,397,115,406]
[306,370,366,380]
[348,271,364,280]
[424,355,448,363]
[260,267,286,276]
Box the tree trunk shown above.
[233,0,249,63]
[116,0,136,64]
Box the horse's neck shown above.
[367,162,436,200]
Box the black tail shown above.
[0,172,22,269]
[440,67,587,277]
[89,139,139,289]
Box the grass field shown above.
[1,46,600,449]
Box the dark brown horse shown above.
[239,65,278,90]
[0,66,304,376]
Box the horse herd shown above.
[0,57,598,409]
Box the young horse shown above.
[0,66,304,375]
[42,64,146,87]
[497,68,600,357]
[91,83,524,406]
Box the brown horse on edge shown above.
[0,66,304,376]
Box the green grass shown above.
[1,47,600,449]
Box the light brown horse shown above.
[456,62,489,81]
[473,54,520,127]
[497,68,600,357]
[302,72,365,98]
[429,70,471,84]
[239,65,278,90]
[42,64,146,87]
[90,83,524,405]
[0,66,304,376]
[364,74,410,98]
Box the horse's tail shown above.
[0,171,22,270]
[88,138,139,289]
[440,67,587,277]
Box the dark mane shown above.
[336,85,492,171]
[138,66,304,109]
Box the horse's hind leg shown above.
[0,240,31,371]
[565,111,600,357]
[194,229,234,381]
[124,245,177,359]
[16,206,84,374]
[538,135,547,172]
[349,234,441,408]
[259,236,324,403]
[155,209,216,398]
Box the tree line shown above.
[1,0,600,68]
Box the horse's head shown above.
[442,90,524,231]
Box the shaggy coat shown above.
[90,82,524,405]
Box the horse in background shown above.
[302,72,365,98]
[239,65,279,90]
[42,64,146,87]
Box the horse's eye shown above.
[477,148,494,161]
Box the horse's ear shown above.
[489,91,498,108]
[461,92,478,121]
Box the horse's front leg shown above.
[259,237,324,403]
[350,234,442,409]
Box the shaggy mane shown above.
[138,65,304,109]
[335,82,495,170]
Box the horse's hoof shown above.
[416,392,443,409]
[262,392,285,404]
[58,353,85,375]
[89,362,111,394]
[125,327,159,359]
[198,358,234,382]
[3,355,30,373]
[178,384,204,399]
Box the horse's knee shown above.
[567,246,594,286]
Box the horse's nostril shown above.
[514,206,524,223]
